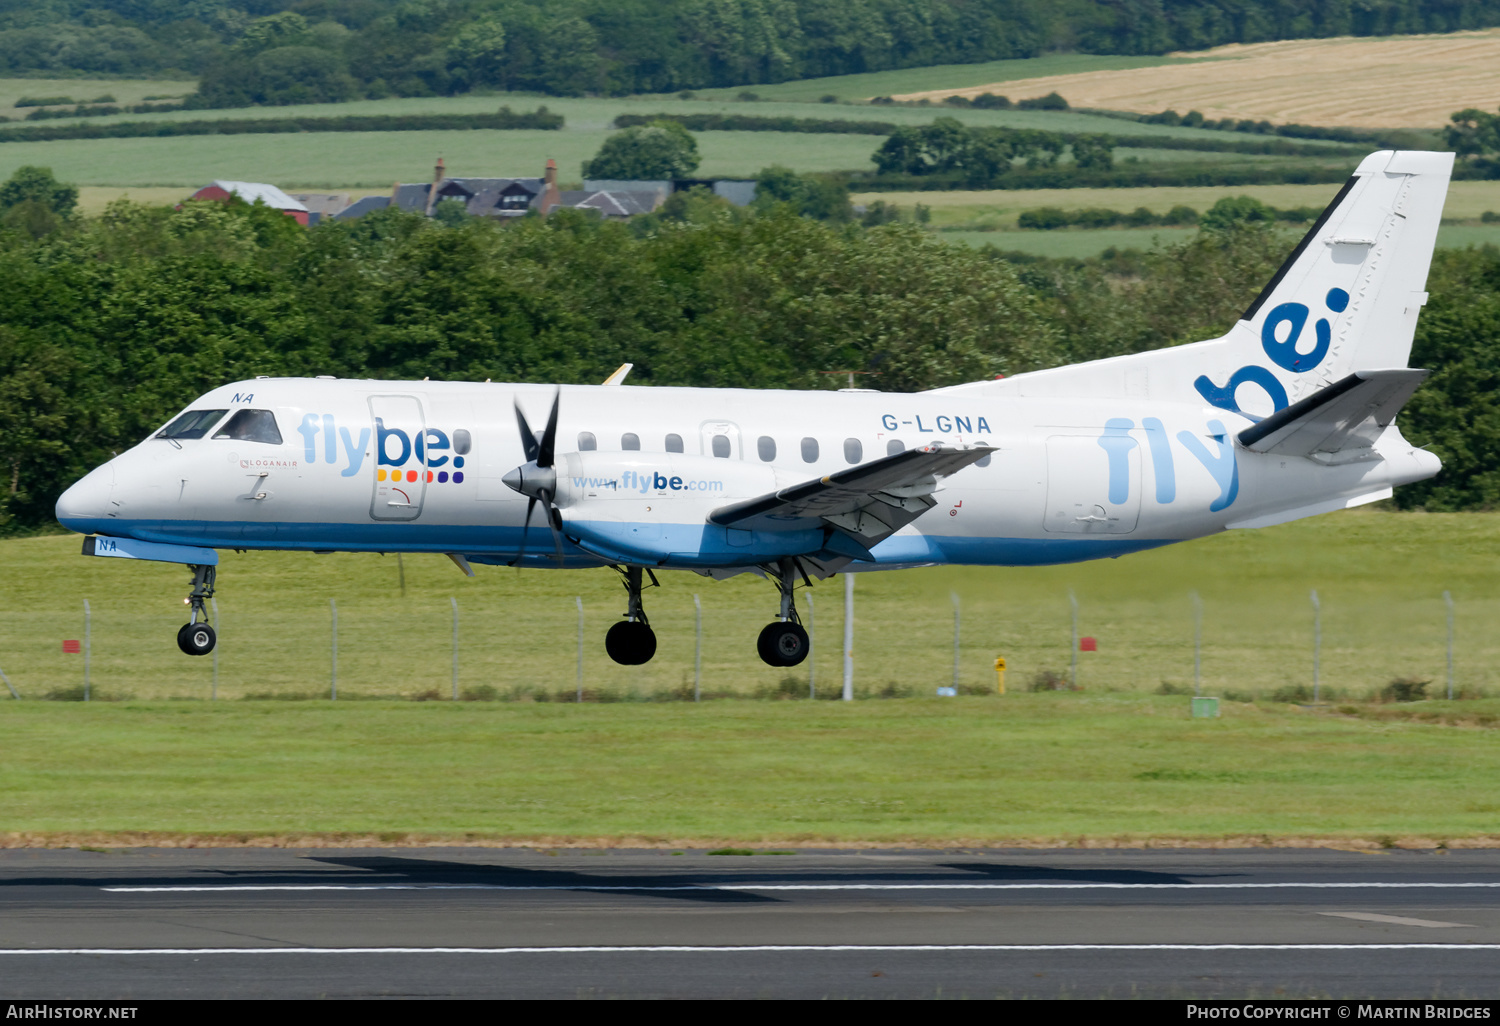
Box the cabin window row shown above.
[573,431,986,468]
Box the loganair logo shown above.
[573,470,724,494]
[1195,287,1351,417]
[296,414,469,483]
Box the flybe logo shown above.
[1195,288,1351,417]
[572,470,724,493]
[295,414,470,482]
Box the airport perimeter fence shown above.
[0,550,1493,705]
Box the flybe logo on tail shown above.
[1196,287,1350,418]
[296,414,471,482]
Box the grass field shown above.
[939,222,1500,257]
[3,510,1498,706]
[2,695,1498,845]
[855,181,1500,231]
[0,77,191,119]
[896,28,1500,129]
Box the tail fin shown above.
[934,150,1453,418]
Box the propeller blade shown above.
[537,388,560,469]
[517,495,537,562]
[543,490,566,565]
[514,400,539,464]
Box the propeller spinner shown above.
[503,389,566,562]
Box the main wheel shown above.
[177,621,216,657]
[757,621,809,667]
[605,620,657,665]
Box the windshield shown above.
[213,409,283,445]
[156,409,228,440]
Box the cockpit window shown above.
[213,409,283,445]
[157,409,228,440]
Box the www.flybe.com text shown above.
[574,470,724,494]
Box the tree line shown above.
[3,1,1500,102]
[0,167,1496,530]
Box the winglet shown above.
[602,363,633,386]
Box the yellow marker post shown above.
[994,656,1006,694]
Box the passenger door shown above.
[370,395,427,521]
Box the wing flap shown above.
[1237,369,1428,459]
[708,444,994,546]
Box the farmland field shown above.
[3,510,1498,705]
[895,28,1500,129]
[939,222,1500,257]
[853,180,1500,231]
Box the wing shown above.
[707,444,995,550]
[1237,369,1428,463]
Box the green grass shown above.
[939,222,1500,258]
[2,694,1499,843]
[676,54,1197,103]
[0,77,190,118]
[4,510,1500,705]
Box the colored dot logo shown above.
[376,466,465,483]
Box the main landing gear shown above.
[177,563,217,656]
[757,558,810,668]
[605,565,658,665]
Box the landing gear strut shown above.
[757,558,810,667]
[177,563,217,657]
[605,565,658,665]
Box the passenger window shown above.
[757,436,776,462]
[621,432,640,451]
[975,453,992,467]
[213,409,283,445]
[711,434,731,458]
[157,409,228,441]
[578,431,597,451]
[844,438,862,464]
[452,428,472,455]
[887,439,905,455]
[665,433,684,453]
[801,437,819,463]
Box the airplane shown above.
[55,150,1450,667]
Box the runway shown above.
[1,847,1498,998]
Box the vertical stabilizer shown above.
[934,150,1454,419]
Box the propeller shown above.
[503,389,566,564]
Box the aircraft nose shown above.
[55,462,115,530]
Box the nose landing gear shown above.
[177,563,217,657]
[757,558,810,668]
[605,565,658,665]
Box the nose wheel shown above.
[758,557,811,667]
[605,565,658,665]
[177,563,217,657]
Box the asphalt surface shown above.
[1,847,1499,998]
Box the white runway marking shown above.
[101,881,1500,893]
[1319,912,1477,928]
[3,944,1500,955]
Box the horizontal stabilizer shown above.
[1236,369,1428,459]
[708,444,993,547]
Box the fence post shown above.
[211,597,220,701]
[83,599,91,703]
[330,598,338,701]
[842,573,854,701]
[1444,590,1455,700]
[451,596,459,701]
[0,661,17,699]
[576,596,584,703]
[806,592,815,700]
[398,553,406,598]
[1068,591,1078,691]
[1191,591,1203,697]
[693,594,702,702]
[951,591,961,691]
[1310,589,1320,703]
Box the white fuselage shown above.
[54,377,1438,571]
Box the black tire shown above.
[605,620,657,666]
[177,621,216,657]
[757,621,809,667]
